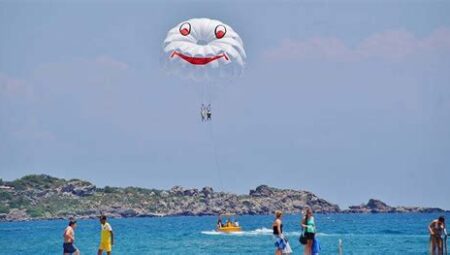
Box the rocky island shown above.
[343,198,446,213]
[0,175,446,221]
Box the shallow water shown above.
[0,213,448,254]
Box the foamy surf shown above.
[201,228,333,237]
[201,227,273,236]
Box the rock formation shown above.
[0,175,446,221]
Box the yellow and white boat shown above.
[216,214,242,233]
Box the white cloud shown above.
[265,27,450,61]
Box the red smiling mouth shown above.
[171,51,229,65]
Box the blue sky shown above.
[1,0,449,209]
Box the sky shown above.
[1,0,449,209]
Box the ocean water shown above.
[0,213,448,255]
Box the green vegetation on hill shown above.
[0,174,445,221]
[8,174,65,190]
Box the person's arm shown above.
[110,231,114,245]
[301,218,308,228]
[429,221,435,235]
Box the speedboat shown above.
[216,214,242,233]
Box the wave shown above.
[202,228,322,237]
[201,227,273,236]
[201,228,428,238]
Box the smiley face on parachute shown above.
[163,18,246,82]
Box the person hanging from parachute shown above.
[200,104,207,121]
[200,104,212,121]
[162,18,246,122]
[206,104,212,121]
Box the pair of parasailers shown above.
[273,208,320,255]
[63,215,114,255]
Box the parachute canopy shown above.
[163,18,246,82]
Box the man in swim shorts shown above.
[429,216,446,255]
[98,215,114,255]
[63,219,80,255]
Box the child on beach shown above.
[98,215,114,255]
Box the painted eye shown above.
[215,25,226,39]
[179,22,191,36]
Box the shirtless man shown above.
[63,219,80,255]
[429,216,447,255]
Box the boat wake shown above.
[201,227,273,236]
[201,228,334,237]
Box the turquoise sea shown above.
[0,213,448,255]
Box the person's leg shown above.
[432,237,438,255]
[437,238,443,255]
[98,249,103,255]
[307,240,313,255]
[106,252,111,255]
[430,237,433,255]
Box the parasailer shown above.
[163,18,246,121]
[206,104,212,121]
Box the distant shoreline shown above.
[0,175,447,222]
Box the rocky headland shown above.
[0,175,446,222]
[343,199,446,213]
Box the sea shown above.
[0,213,448,255]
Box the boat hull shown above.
[216,226,242,233]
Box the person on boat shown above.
[63,219,80,255]
[429,216,446,255]
[206,104,212,121]
[225,217,232,227]
[98,215,114,255]
[217,216,223,228]
[301,207,316,255]
[273,210,285,255]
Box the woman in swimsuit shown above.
[273,210,284,255]
[301,207,316,255]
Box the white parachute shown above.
[163,18,246,82]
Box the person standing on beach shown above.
[429,216,446,255]
[301,207,316,255]
[273,211,285,255]
[63,219,80,255]
[98,215,114,255]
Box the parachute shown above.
[162,18,247,222]
[163,18,246,83]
